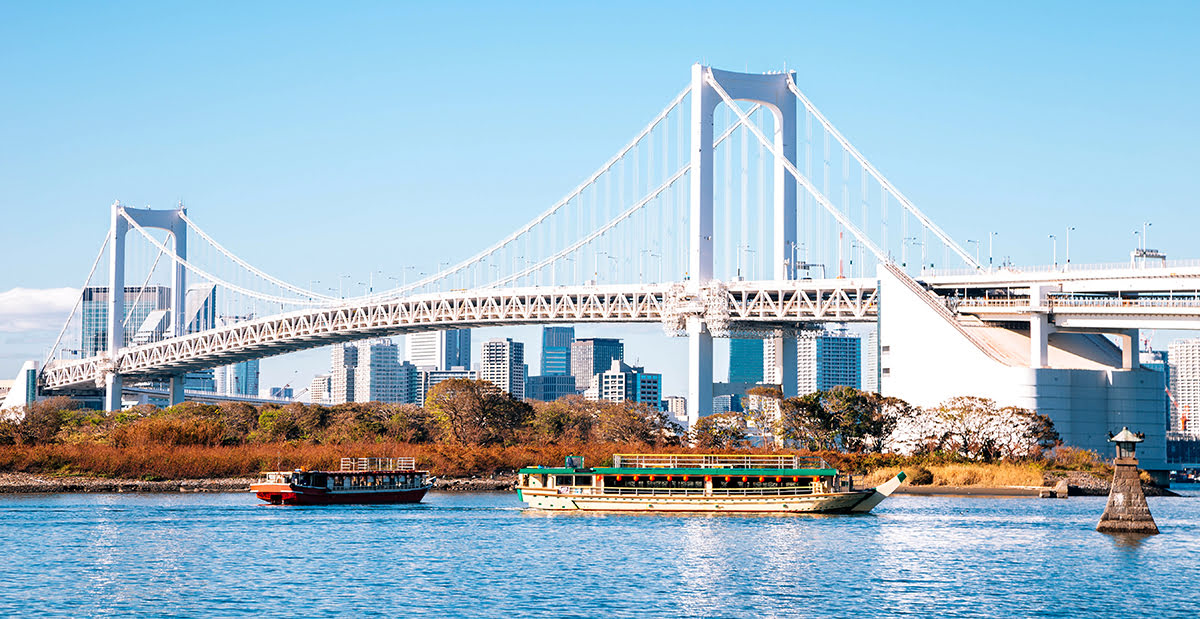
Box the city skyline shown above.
[2,3,1199,398]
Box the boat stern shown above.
[850,471,906,513]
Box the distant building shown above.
[329,343,358,404]
[406,329,471,371]
[527,375,577,402]
[729,338,764,383]
[588,359,661,408]
[541,326,575,376]
[863,330,880,393]
[270,386,294,400]
[797,330,861,395]
[215,360,260,397]
[481,338,526,399]
[309,374,331,405]
[1168,340,1200,433]
[712,394,736,414]
[416,367,477,403]
[81,286,170,356]
[663,396,687,425]
[354,338,404,403]
[571,338,624,392]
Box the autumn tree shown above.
[425,379,533,445]
[529,396,595,443]
[690,412,749,449]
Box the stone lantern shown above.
[1096,426,1158,534]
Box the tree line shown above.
[1,380,1060,462]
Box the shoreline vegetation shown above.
[0,382,1174,497]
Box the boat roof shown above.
[520,466,838,476]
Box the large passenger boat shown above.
[252,457,434,505]
[517,454,904,514]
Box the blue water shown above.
[2,490,1199,618]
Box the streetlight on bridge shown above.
[988,231,998,272]
[1065,226,1075,272]
[1048,234,1057,271]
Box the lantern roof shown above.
[1109,427,1144,444]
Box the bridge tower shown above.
[104,202,189,411]
[688,65,798,426]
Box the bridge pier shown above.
[686,318,713,429]
[1119,329,1140,370]
[168,375,186,407]
[104,373,123,412]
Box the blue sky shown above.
[2,2,1198,396]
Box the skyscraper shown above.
[571,338,624,392]
[215,360,260,397]
[406,329,471,370]
[1168,339,1200,433]
[330,343,358,404]
[354,339,402,403]
[81,286,170,356]
[729,338,764,383]
[541,326,575,375]
[863,330,880,393]
[797,330,862,395]
[481,338,525,399]
[589,359,661,407]
[309,374,331,405]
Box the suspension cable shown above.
[179,212,335,300]
[121,211,328,306]
[707,70,887,263]
[42,235,109,368]
[785,76,980,269]
[121,243,166,329]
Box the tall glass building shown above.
[797,330,862,394]
[571,338,624,393]
[81,286,170,357]
[541,326,575,375]
[728,338,764,383]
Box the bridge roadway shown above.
[40,279,879,391]
[926,262,1200,330]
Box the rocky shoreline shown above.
[0,472,518,494]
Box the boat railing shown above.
[611,454,826,470]
[592,485,819,497]
[340,457,417,471]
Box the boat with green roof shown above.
[516,453,904,514]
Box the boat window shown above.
[554,475,575,487]
[573,476,593,486]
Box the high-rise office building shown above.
[797,330,862,395]
[729,338,764,383]
[541,326,575,376]
[270,386,294,400]
[354,339,402,403]
[415,367,477,404]
[215,359,260,397]
[81,286,170,356]
[527,375,577,402]
[481,338,526,399]
[571,338,624,392]
[330,343,358,404]
[588,359,661,407]
[406,329,471,371]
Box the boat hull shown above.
[252,483,432,506]
[517,488,879,514]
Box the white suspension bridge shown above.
[23,65,1200,456]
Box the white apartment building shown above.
[480,338,526,399]
[330,343,358,404]
[354,339,402,403]
[1168,339,1200,434]
[309,374,331,405]
[406,329,471,371]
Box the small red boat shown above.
[252,457,434,505]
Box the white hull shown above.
[518,489,882,513]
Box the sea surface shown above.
[2,488,1199,618]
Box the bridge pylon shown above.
[103,202,189,411]
[686,64,798,426]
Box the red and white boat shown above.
[252,457,434,505]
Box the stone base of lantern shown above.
[1096,457,1159,534]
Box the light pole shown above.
[988,231,998,272]
[594,251,608,284]
[1065,226,1075,271]
[338,274,351,298]
[1048,234,1057,270]
[401,266,415,288]
[966,239,980,267]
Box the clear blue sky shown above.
[2,2,1199,395]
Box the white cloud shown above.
[0,287,79,333]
